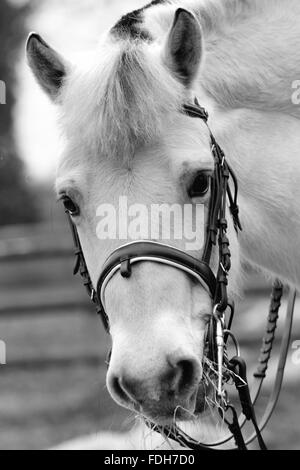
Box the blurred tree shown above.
[0,0,39,226]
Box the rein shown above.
[66,100,296,451]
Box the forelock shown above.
[60,38,184,164]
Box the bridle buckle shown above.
[213,304,227,399]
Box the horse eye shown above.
[188,173,210,199]
[61,196,80,216]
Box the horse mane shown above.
[60,39,183,164]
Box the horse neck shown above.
[204,100,300,288]
[197,0,300,119]
[186,0,300,287]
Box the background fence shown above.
[0,221,131,450]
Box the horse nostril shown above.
[168,356,201,395]
[109,374,140,407]
[177,360,196,392]
[113,376,128,403]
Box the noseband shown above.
[66,100,295,451]
[98,240,216,309]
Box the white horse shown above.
[26,0,300,449]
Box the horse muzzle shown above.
[107,350,204,423]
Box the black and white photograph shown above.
[0,0,300,452]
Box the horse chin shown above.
[136,382,210,426]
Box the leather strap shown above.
[97,240,217,311]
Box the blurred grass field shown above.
[0,221,299,450]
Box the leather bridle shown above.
[66,100,296,451]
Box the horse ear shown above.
[163,8,202,87]
[26,33,68,101]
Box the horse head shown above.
[26,8,241,425]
